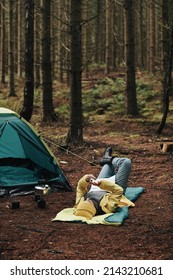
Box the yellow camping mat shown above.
[52,187,145,226]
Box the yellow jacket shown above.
[74,175,135,214]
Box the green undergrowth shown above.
[0,72,173,128]
[82,74,166,125]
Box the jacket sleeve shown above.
[74,175,90,206]
[99,179,123,195]
[99,179,124,213]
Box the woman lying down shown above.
[74,147,135,220]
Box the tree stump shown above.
[160,142,173,153]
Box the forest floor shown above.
[0,113,173,260]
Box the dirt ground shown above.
[0,117,173,260]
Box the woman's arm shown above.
[75,174,96,205]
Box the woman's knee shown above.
[113,157,132,168]
[124,158,132,168]
[122,158,132,173]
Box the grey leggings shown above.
[97,157,132,193]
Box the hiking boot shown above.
[99,147,113,166]
[103,147,113,157]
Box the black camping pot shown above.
[11,201,20,209]
[37,199,46,208]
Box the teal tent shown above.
[0,108,72,196]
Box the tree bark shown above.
[67,0,83,143]
[20,0,34,121]
[124,0,138,115]
[157,1,173,134]
[34,0,41,88]
[105,0,114,74]
[148,0,155,73]
[157,37,173,135]
[8,0,16,96]
[17,0,23,78]
[41,0,57,122]
[1,0,6,84]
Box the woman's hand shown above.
[78,174,100,193]
[84,174,101,187]
[84,174,96,183]
[90,179,101,186]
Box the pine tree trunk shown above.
[105,0,114,74]
[82,0,88,78]
[67,0,83,143]
[17,0,23,78]
[8,0,16,96]
[20,0,34,121]
[14,2,18,74]
[51,0,55,81]
[0,4,1,79]
[95,0,102,64]
[57,0,63,83]
[135,0,143,68]
[157,27,173,134]
[41,0,57,122]
[157,1,173,134]
[148,0,155,73]
[1,0,6,84]
[124,0,138,115]
[34,0,41,88]
[116,3,124,66]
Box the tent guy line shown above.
[43,138,134,184]
[43,137,98,167]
